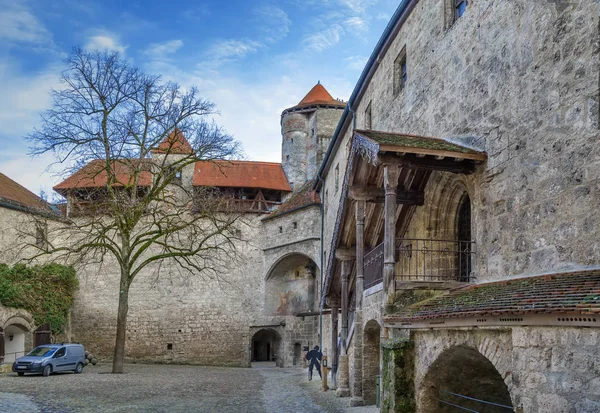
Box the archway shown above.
[293,342,302,366]
[251,329,282,366]
[456,193,472,281]
[363,319,381,405]
[3,324,28,363]
[265,253,318,315]
[420,345,514,412]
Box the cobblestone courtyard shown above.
[0,364,378,413]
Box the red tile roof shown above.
[288,83,346,110]
[192,160,292,191]
[53,159,153,193]
[151,130,194,154]
[264,181,320,220]
[386,270,600,322]
[0,173,57,215]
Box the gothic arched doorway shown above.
[420,345,514,412]
[456,193,472,282]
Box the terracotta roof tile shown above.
[193,160,292,192]
[0,173,57,214]
[288,83,346,111]
[53,159,153,193]
[385,270,600,322]
[264,181,320,220]
[151,129,194,154]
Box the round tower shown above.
[281,82,345,191]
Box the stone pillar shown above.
[337,259,351,397]
[383,164,400,304]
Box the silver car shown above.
[12,343,86,376]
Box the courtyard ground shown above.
[0,363,379,413]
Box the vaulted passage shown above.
[251,329,281,365]
[420,346,514,412]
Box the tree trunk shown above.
[112,275,130,373]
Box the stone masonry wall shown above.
[413,326,600,413]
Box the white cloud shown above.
[254,5,291,43]
[203,39,264,67]
[344,16,368,32]
[85,33,127,54]
[144,40,184,58]
[0,1,52,45]
[345,55,368,71]
[303,24,345,52]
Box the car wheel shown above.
[74,363,83,374]
[42,365,52,377]
[17,372,24,376]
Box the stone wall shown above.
[413,326,600,413]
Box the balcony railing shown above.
[396,238,475,282]
[364,242,384,289]
[215,198,280,214]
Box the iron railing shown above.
[364,242,384,289]
[396,238,475,282]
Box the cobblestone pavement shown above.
[0,364,379,413]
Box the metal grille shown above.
[364,243,384,289]
[396,238,475,282]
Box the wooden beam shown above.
[348,185,424,205]
[378,153,477,174]
[335,247,356,260]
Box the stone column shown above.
[383,164,400,304]
[350,200,366,405]
[336,259,351,397]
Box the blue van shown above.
[12,343,86,376]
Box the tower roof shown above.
[151,129,194,155]
[284,82,346,113]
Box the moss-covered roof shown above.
[385,269,600,321]
[355,130,485,157]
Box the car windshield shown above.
[27,347,57,357]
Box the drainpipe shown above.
[318,176,325,352]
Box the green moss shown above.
[0,263,78,333]
[385,290,443,315]
[356,130,480,154]
[381,339,416,413]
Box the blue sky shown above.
[0,0,400,198]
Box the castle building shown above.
[317,0,600,412]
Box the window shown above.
[169,167,182,184]
[279,226,283,233]
[293,222,298,229]
[454,0,467,20]
[54,347,66,358]
[365,102,372,130]
[35,223,47,249]
[393,47,407,95]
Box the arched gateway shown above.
[419,345,514,412]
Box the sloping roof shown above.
[263,181,320,220]
[0,173,58,215]
[385,270,600,322]
[286,83,346,112]
[192,160,292,192]
[151,130,194,154]
[355,130,487,160]
[53,160,153,193]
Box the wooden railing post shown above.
[355,200,366,310]
[383,164,400,304]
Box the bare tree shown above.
[26,48,243,373]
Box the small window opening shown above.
[293,222,298,229]
[365,102,372,130]
[286,155,290,161]
[455,0,467,20]
[35,223,47,249]
[279,226,283,233]
[169,167,182,184]
[394,47,407,95]
[167,343,173,350]
[335,164,340,193]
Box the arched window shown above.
[456,193,472,281]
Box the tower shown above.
[281,82,345,191]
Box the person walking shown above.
[305,345,322,381]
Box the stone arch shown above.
[362,319,381,405]
[251,328,282,366]
[264,253,318,315]
[419,345,514,412]
[3,322,32,364]
[426,173,472,240]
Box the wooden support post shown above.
[337,259,352,398]
[383,164,400,304]
[331,303,339,389]
[356,200,366,310]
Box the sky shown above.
[0,0,400,200]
